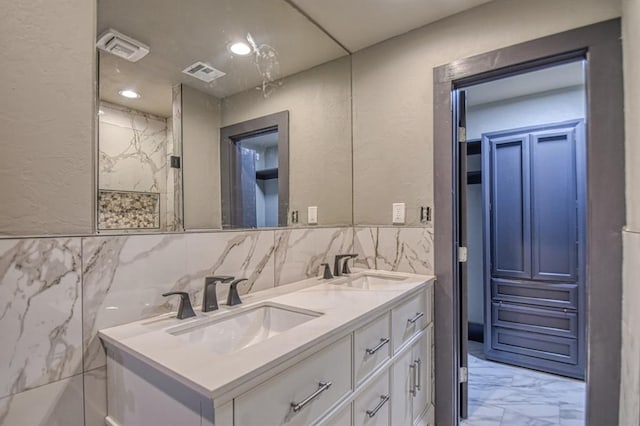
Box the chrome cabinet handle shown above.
[414,358,422,391]
[366,394,390,418]
[408,312,424,324]
[366,338,390,355]
[291,381,332,413]
[409,363,417,396]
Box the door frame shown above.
[433,19,624,426]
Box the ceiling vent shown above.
[96,29,150,62]
[182,61,226,83]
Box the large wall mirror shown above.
[96,0,352,232]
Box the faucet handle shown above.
[162,291,196,320]
[321,263,333,279]
[226,278,248,306]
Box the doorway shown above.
[459,61,588,424]
[220,111,289,229]
[433,19,624,426]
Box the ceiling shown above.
[98,0,495,117]
[289,0,494,52]
[466,61,586,107]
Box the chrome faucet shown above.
[202,276,234,312]
[162,291,196,320]
[334,254,357,277]
[226,278,248,306]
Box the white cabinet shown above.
[234,336,352,426]
[391,327,433,426]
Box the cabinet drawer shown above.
[354,371,390,426]
[323,404,352,426]
[355,313,391,385]
[234,336,352,426]
[392,291,428,352]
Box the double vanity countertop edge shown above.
[99,269,435,404]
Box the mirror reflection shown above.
[96,0,352,232]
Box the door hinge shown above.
[458,246,468,263]
[458,127,467,143]
[459,367,468,384]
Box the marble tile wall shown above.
[0,226,354,425]
[353,226,434,275]
[98,102,178,232]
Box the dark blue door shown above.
[483,120,586,379]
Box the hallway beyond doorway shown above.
[461,341,585,426]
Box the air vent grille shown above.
[96,29,150,62]
[182,61,226,83]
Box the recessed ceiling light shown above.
[118,89,141,99]
[229,42,251,56]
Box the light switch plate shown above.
[308,206,318,224]
[392,203,405,224]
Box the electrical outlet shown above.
[308,206,318,224]
[392,203,405,224]
[291,210,299,223]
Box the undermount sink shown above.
[167,303,322,355]
[333,274,408,290]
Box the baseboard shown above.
[468,322,484,343]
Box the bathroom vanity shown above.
[99,270,435,426]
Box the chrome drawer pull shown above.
[291,381,332,413]
[366,394,390,418]
[408,312,424,324]
[409,363,417,396]
[414,358,422,390]
[366,338,390,355]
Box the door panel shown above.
[531,130,578,282]
[489,135,531,279]
[492,302,578,338]
[491,278,579,310]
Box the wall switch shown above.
[291,210,299,223]
[392,203,405,224]
[308,206,318,224]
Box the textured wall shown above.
[0,0,96,236]
[620,0,640,423]
[222,56,353,227]
[351,0,621,225]
[182,85,222,230]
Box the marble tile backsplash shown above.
[0,226,433,425]
[354,226,434,275]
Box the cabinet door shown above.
[411,329,432,420]
[391,348,414,426]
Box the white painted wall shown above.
[465,85,585,325]
[0,0,96,235]
[466,86,586,140]
[352,0,620,225]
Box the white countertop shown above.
[99,269,434,403]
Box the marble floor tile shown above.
[462,341,585,426]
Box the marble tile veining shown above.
[82,231,276,370]
[462,341,585,426]
[274,227,353,285]
[354,226,434,275]
[0,238,82,400]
